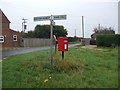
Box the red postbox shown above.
[58,37,68,51]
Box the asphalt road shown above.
[2,43,80,59]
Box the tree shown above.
[21,31,36,38]
[53,25,68,38]
[23,25,68,38]
[93,26,115,34]
[34,25,68,38]
[26,31,36,38]
[91,26,115,39]
[34,25,50,38]
[90,26,115,45]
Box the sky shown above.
[0,0,119,38]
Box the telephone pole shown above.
[22,18,27,33]
[82,16,84,38]
[98,24,101,30]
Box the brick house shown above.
[0,9,21,48]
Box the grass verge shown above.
[2,46,118,88]
[68,42,80,44]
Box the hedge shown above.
[96,34,120,47]
[68,37,80,42]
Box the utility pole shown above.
[82,16,84,38]
[98,24,101,30]
[22,18,27,33]
[75,29,76,37]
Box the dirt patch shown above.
[81,45,97,49]
[81,45,104,51]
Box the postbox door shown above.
[58,37,68,51]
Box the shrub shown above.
[68,37,81,42]
[96,34,120,47]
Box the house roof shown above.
[10,29,20,33]
[0,9,20,33]
[0,9,11,23]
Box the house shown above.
[0,9,21,48]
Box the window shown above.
[0,36,4,43]
[13,35,17,41]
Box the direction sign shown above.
[34,16,50,21]
[34,15,66,21]
[53,15,66,20]
[33,14,67,71]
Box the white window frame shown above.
[13,35,17,41]
[0,36,4,43]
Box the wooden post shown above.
[55,40,57,53]
[62,51,64,60]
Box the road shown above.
[2,43,80,59]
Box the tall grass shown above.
[2,46,118,88]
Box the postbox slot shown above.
[64,40,67,42]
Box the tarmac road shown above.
[2,43,80,59]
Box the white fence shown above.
[21,38,50,47]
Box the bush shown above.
[68,37,77,42]
[68,37,82,42]
[96,34,120,47]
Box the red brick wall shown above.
[2,11,10,30]
[2,29,11,47]
[10,30,21,47]
[1,10,21,48]
[2,12,11,48]
[2,29,21,48]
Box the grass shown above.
[2,46,118,88]
[68,41,80,44]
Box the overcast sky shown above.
[0,0,119,37]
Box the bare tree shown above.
[93,26,115,34]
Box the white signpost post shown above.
[34,15,67,71]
